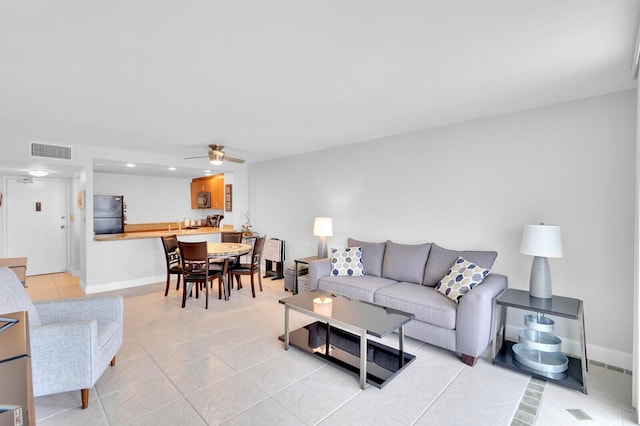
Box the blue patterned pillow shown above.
[330,247,364,276]
[435,257,490,303]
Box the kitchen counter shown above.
[94,226,227,241]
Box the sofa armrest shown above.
[34,296,123,326]
[308,258,331,291]
[29,320,98,394]
[455,273,508,358]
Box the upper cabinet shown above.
[190,174,224,209]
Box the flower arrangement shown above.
[242,212,253,235]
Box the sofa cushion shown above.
[348,238,386,277]
[0,267,42,326]
[318,275,397,303]
[330,247,363,276]
[436,257,490,303]
[374,282,457,330]
[382,241,431,284]
[423,243,497,287]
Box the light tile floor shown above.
[26,273,636,425]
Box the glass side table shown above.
[491,288,588,393]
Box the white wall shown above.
[248,89,637,369]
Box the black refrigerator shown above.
[93,195,124,234]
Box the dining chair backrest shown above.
[221,231,243,243]
[251,236,266,267]
[161,235,181,269]
[178,241,209,274]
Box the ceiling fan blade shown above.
[224,156,245,164]
[183,155,208,160]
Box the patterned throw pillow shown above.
[330,247,364,276]
[436,257,490,303]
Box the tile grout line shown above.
[511,376,545,426]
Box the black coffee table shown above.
[279,291,415,389]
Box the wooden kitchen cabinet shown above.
[190,174,224,209]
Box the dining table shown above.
[207,242,253,300]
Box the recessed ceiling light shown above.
[27,170,50,177]
[125,163,136,168]
[204,170,212,175]
[168,166,177,171]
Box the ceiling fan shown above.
[184,144,245,165]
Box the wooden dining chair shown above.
[221,231,243,243]
[210,231,242,265]
[178,241,227,308]
[160,235,182,296]
[229,236,266,298]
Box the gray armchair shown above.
[0,267,123,409]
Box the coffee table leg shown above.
[399,325,405,368]
[284,305,290,350]
[360,329,367,389]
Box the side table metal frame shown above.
[491,288,588,393]
[293,256,317,294]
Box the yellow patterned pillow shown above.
[436,257,490,303]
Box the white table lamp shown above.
[520,224,563,299]
[313,217,333,259]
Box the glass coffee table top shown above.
[279,290,414,338]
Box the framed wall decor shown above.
[225,184,232,212]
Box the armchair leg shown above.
[110,356,116,367]
[81,388,89,409]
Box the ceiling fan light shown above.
[210,154,224,166]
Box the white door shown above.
[6,178,68,275]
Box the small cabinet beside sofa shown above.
[307,238,508,366]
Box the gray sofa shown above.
[307,238,507,366]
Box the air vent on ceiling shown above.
[30,142,72,160]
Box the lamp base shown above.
[317,237,328,259]
[529,256,552,299]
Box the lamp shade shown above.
[313,217,333,237]
[520,224,563,258]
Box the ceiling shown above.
[0,1,638,177]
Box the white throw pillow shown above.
[330,247,364,276]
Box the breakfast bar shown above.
[87,222,238,294]
[93,222,233,241]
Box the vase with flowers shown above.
[242,213,253,236]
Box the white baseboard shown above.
[505,324,632,371]
[83,274,165,294]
